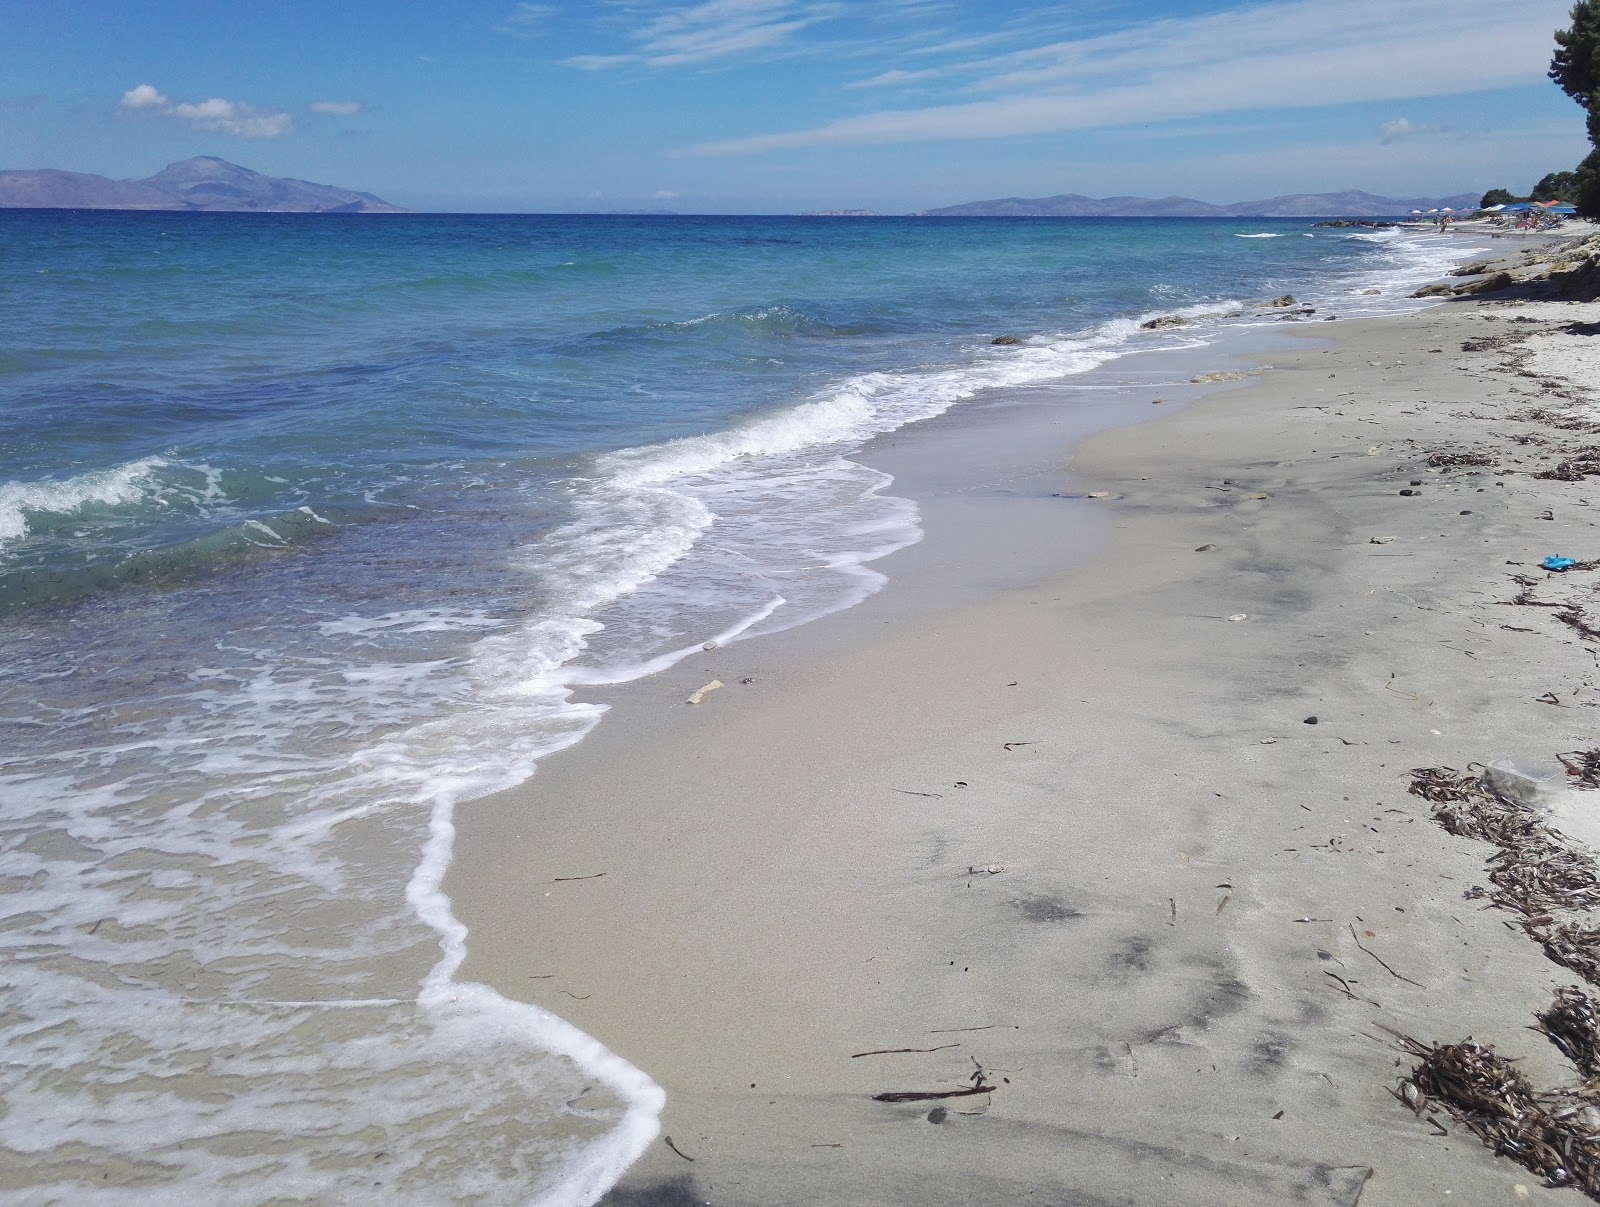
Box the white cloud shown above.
[654,189,681,199]
[309,101,363,116]
[672,0,1566,155]
[118,83,292,138]
[1379,116,1447,143]
[120,84,169,110]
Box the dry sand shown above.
[449,247,1600,1206]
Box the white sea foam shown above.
[0,455,166,547]
[1236,232,1285,238]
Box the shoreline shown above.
[446,237,1600,1204]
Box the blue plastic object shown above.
[1543,556,1577,572]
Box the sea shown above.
[0,211,1487,1204]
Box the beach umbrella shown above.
[1410,209,1423,214]
[1484,204,1506,211]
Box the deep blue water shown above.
[0,211,1481,1204]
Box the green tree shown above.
[1480,187,1517,208]
[1532,171,1579,202]
[1552,2,1600,216]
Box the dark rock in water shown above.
[1262,295,1297,308]
[991,335,1025,345]
[1313,219,1397,229]
[1140,315,1188,330]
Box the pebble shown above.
[1304,716,1319,725]
[1399,489,1419,496]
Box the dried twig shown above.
[1348,923,1424,987]
[851,1044,959,1059]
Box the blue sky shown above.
[1,0,1589,212]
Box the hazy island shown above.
[0,156,407,213]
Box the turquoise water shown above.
[0,212,1481,1204]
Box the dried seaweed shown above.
[1397,1036,1600,1193]
[1537,452,1600,482]
[1407,765,1488,806]
[1411,766,1600,916]
[1536,988,1600,1079]
[1426,450,1496,470]
[1538,913,1600,985]
[1558,606,1600,642]
[1562,751,1600,790]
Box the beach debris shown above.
[893,788,943,799]
[1426,450,1494,470]
[1399,488,1420,496]
[1348,922,1423,987]
[686,679,723,704]
[1002,741,1035,751]
[852,1044,960,1058]
[1227,613,1248,622]
[1560,750,1600,789]
[1393,1021,1600,1195]
[1367,447,1382,456]
[1538,691,1565,706]
[1544,556,1578,572]
[964,865,1004,876]
[1535,987,1600,1078]
[1195,543,1217,552]
[1370,536,1397,545]
[1557,607,1600,641]
[702,640,718,650]
[1249,491,1269,500]
[1151,398,1164,404]
[1536,453,1600,482]
[552,872,606,882]
[663,1136,695,1162]
[1086,490,1114,499]
[872,1060,997,1104]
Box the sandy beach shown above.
[447,230,1600,1206]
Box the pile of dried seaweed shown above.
[1538,987,1600,1079]
[1536,452,1600,482]
[1426,450,1496,470]
[1397,1022,1600,1194]
[1409,765,1600,945]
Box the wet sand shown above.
[449,251,1600,1205]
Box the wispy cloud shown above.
[497,2,556,39]
[119,84,292,138]
[673,0,1563,155]
[562,0,839,69]
[308,100,363,116]
[844,67,940,89]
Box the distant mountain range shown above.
[0,157,406,213]
[915,189,1483,218]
